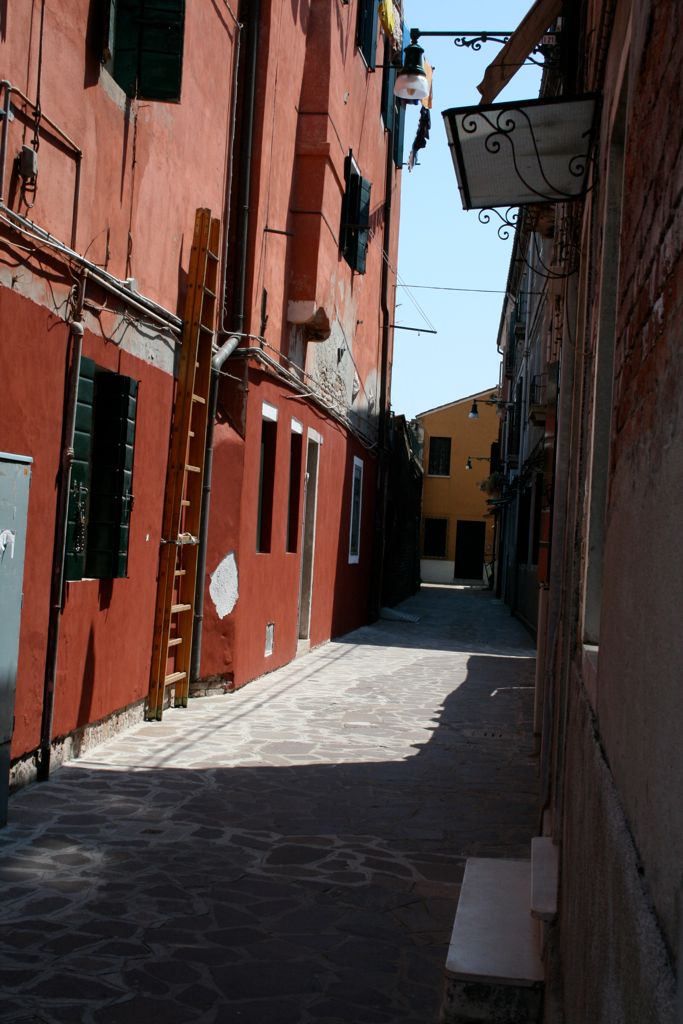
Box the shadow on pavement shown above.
[0,598,538,1024]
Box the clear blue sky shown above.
[391,0,542,419]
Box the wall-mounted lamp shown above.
[394,26,543,101]
[469,393,515,419]
[466,455,491,471]
[393,31,430,101]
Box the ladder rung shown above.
[185,464,201,473]
[204,287,217,299]
[165,671,186,686]
[199,323,213,335]
[192,394,206,404]
[207,250,219,260]
[174,569,186,576]
[168,637,183,648]
[181,499,190,507]
[171,603,192,613]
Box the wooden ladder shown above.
[147,208,220,721]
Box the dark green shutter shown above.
[137,0,185,102]
[357,0,379,69]
[64,358,96,582]
[341,158,371,274]
[382,65,397,131]
[85,372,138,579]
[113,0,185,102]
[356,177,371,274]
[393,99,406,168]
[112,0,139,96]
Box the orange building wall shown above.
[418,391,499,584]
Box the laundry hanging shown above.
[408,107,431,171]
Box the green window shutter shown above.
[355,177,371,274]
[137,0,185,102]
[112,0,140,96]
[393,98,406,167]
[113,0,185,102]
[382,65,397,131]
[85,372,139,580]
[357,0,379,69]
[64,358,96,582]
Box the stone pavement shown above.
[0,585,538,1024]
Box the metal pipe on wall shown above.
[38,306,85,782]
[190,335,240,682]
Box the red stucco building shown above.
[0,1,403,806]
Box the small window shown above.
[427,436,451,476]
[348,456,363,564]
[356,0,379,69]
[65,357,139,581]
[257,417,277,553]
[104,0,185,103]
[340,154,371,274]
[423,518,448,558]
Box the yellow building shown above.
[416,389,499,584]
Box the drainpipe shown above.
[370,97,396,619]
[233,0,259,336]
[190,0,258,684]
[190,335,240,681]
[0,81,12,204]
[38,313,85,781]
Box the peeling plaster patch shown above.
[210,552,239,618]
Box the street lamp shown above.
[393,27,549,101]
[468,395,514,421]
[466,455,491,471]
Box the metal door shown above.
[0,453,32,826]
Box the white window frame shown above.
[348,456,363,564]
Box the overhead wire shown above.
[381,246,437,333]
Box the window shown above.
[65,357,138,581]
[356,0,379,69]
[257,408,278,553]
[427,436,451,476]
[423,518,448,558]
[104,0,185,102]
[286,422,303,553]
[340,154,371,274]
[348,457,363,563]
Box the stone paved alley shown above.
[0,585,538,1024]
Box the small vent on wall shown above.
[265,622,275,657]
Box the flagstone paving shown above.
[0,584,538,1024]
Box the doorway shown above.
[1,454,32,826]
[298,433,320,640]
[453,520,486,580]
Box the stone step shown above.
[440,857,543,1024]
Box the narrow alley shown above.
[0,585,537,1024]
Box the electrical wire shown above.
[397,284,508,294]
[381,247,437,333]
[0,207,182,331]
[232,344,378,450]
